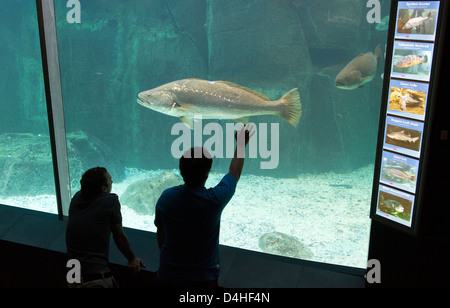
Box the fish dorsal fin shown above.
[235,116,250,124]
[215,81,270,100]
[179,116,194,129]
[374,44,381,61]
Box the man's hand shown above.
[235,124,256,155]
[229,124,256,182]
[128,256,146,276]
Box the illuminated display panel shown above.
[371,0,444,232]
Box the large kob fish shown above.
[335,45,381,90]
[137,79,302,129]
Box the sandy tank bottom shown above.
[1,165,373,269]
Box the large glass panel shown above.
[0,1,57,214]
[56,0,391,268]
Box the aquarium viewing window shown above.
[1,0,396,270]
[0,1,58,213]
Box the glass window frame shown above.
[36,0,71,218]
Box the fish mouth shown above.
[137,93,150,106]
[335,81,346,88]
[336,82,358,90]
[335,83,349,89]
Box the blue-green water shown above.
[0,0,392,269]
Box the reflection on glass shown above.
[53,0,391,269]
[0,1,57,213]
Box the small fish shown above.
[383,199,405,213]
[397,94,420,111]
[329,184,353,189]
[395,55,428,68]
[380,195,405,213]
[335,45,381,90]
[403,12,432,31]
[387,130,419,143]
[137,79,302,129]
[386,168,416,181]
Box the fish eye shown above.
[170,101,181,109]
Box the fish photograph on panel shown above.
[380,151,418,193]
[383,116,423,158]
[395,1,440,41]
[387,79,428,121]
[385,124,422,152]
[377,186,413,226]
[391,41,434,82]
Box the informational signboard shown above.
[371,1,446,232]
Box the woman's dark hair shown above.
[80,167,108,197]
[179,147,212,187]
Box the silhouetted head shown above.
[80,167,112,197]
[179,147,212,187]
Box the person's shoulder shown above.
[160,185,183,197]
[205,174,237,206]
[170,183,186,191]
[71,190,84,200]
[221,173,237,186]
[102,193,119,199]
[207,174,237,192]
[96,193,120,203]
[209,174,237,193]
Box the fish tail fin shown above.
[410,175,416,181]
[423,55,428,63]
[374,44,382,69]
[374,44,382,61]
[279,88,302,127]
